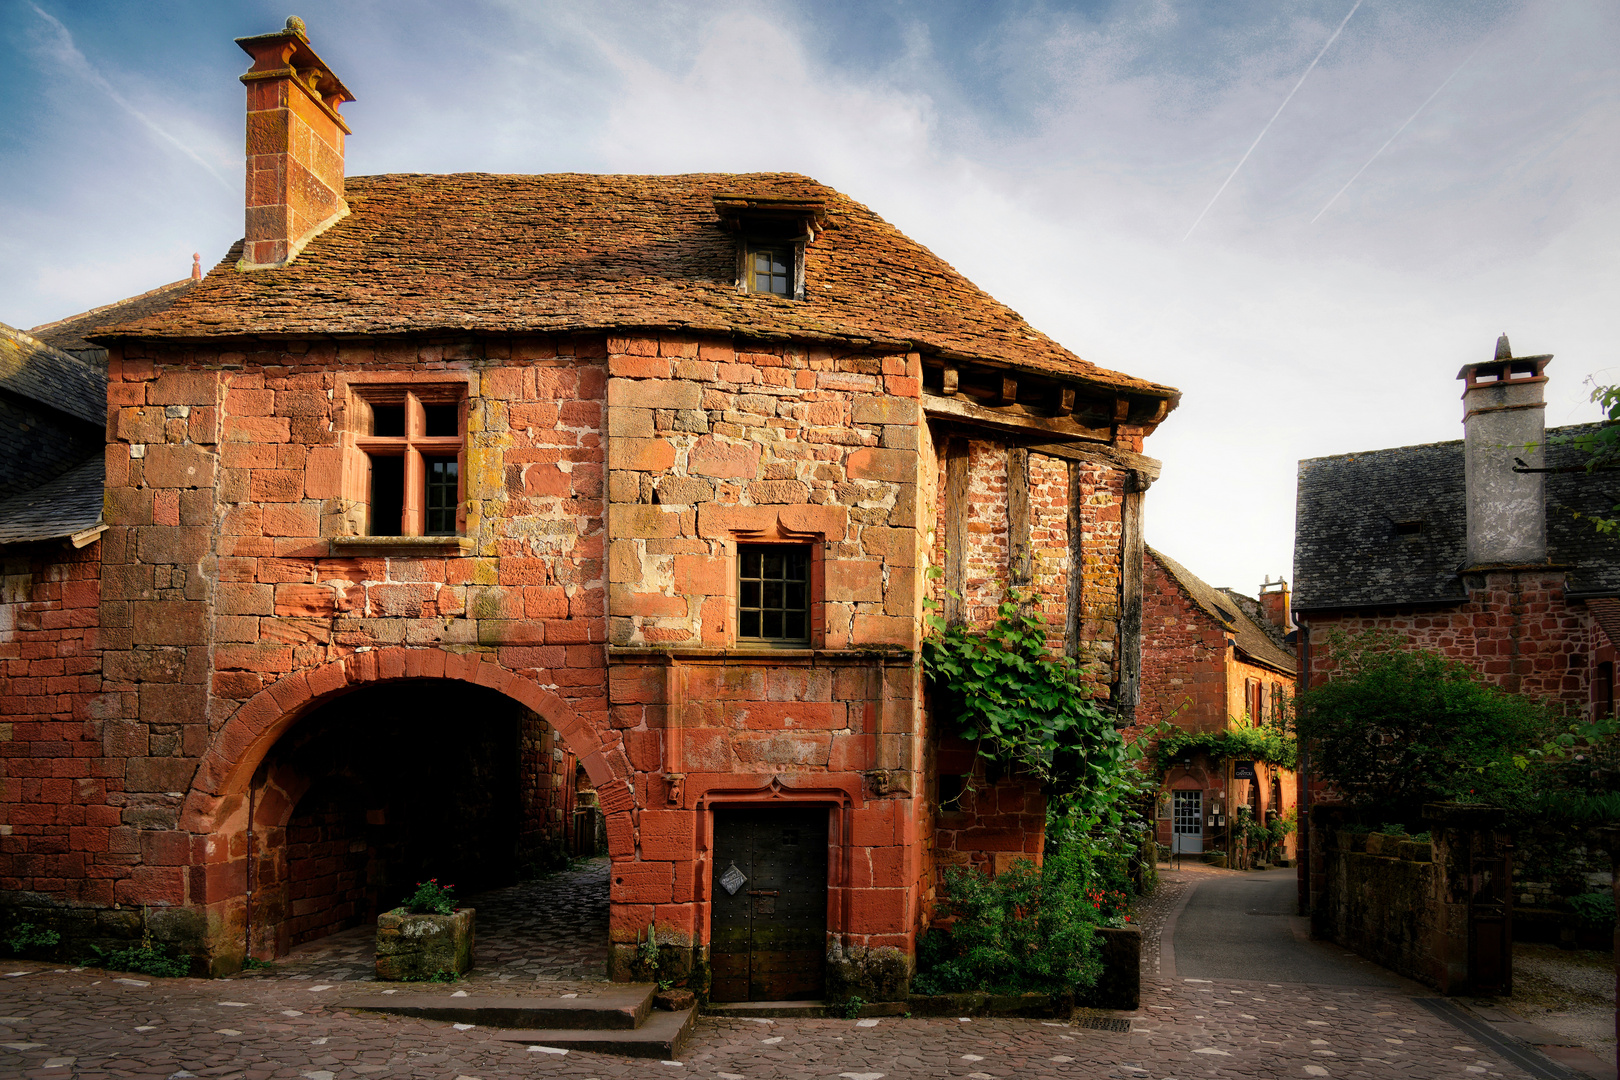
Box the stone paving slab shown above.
[0,960,1539,1078]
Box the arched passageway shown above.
[245,680,577,956]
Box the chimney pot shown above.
[235,18,354,269]
[1458,335,1553,567]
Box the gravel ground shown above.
[1508,942,1616,1062]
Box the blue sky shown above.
[4,0,1616,596]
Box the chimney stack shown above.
[1458,334,1553,567]
[1258,576,1291,632]
[235,17,354,269]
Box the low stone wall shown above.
[1313,828,1441,988]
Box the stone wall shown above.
[1301,568,1591,713]
[1314,829,1441,987]
[0,545,106,904]
[1137,553,1229,733]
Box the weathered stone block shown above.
[609,377,701,410]
[375,907,475,980]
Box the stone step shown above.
[492,1006,697,1059]
[342,985,655,1030]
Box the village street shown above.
[0,860,1581,1080]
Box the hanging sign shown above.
[1233,760,1258,780]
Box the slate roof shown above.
[0,323,107,426]
[1293,424,1620,610]
[97,172,1176,400]
[1150,547,1297,674]
[0,457,104,546]
[29,277,196,361]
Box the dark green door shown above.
[711,807,828,1002]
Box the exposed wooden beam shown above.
[923,392,1110,442]
[941,365,959,396]
[1022,440,1162,484]
[998,374,1018,406]
[1008,447,1031,587]
[945,438,970,625]
[1053,386,1076,417]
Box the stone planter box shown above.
[376,908,474,980]
[1337,830,1367,853]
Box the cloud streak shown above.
[1310,47,1479,224]
[1182,0,1363,241]
[27,3,230,188]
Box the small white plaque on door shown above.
[720,861,747,895]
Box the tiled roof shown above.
[99,172,1176,399]
[1150,547,1297,674]
[30,277,196,358]
[0,456,104,547]
[0,322,107,426]
[1293,424,1620,610]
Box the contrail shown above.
[28,4,231,188]
[1183,0,1363,242]
[1310,48,1479,223]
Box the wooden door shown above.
[710,806,828,1002]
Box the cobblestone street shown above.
[0,862,1562,1079]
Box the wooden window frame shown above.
[347,383,467,537]
[738,239,806,301]
[736,542,813,646]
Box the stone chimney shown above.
[1258,577,1291,632]
[235,17,354,269]
[1458,334,1553,567]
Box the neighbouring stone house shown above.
[1136,548,1296,864]
[0,17,1179,999]
[1292,335,1620,930]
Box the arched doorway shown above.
[244,680,571,955]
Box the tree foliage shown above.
[1546,381,1620,532]
[1295,631,1553,820]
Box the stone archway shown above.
[178,647,627,972]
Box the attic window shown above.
[1394,520,1423,536]
[747,245,792,296]
[714,194,826,303]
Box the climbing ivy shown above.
[1147,721,1298,773]
[921,580,1141,819]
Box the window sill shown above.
[330,535,473,555]
[607,645,914,664]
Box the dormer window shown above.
[714,193,826,302]
[748,245,792,296]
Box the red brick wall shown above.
[1301,569,1591,711]
[1137,552,1229,734]
[0,544,106,905]
[1027,452,1071,651]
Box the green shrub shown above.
[1297,631,1553,820]
[839,995,866,1019]
[912,843,1101,996]
[1379,823,1408,837]
[4,923,60,956]
[1567,890,1616,928]
[1409,831,1432,843]
[88,942,191,978]
[398,879,457,916]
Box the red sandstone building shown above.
[1292,337,1620,902]
[1137,549,1296,864]
[0,18,1178,999]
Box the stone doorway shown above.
[710,806,830,1002]
[247,679,576,957]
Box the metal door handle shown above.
[747,889,779,897]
